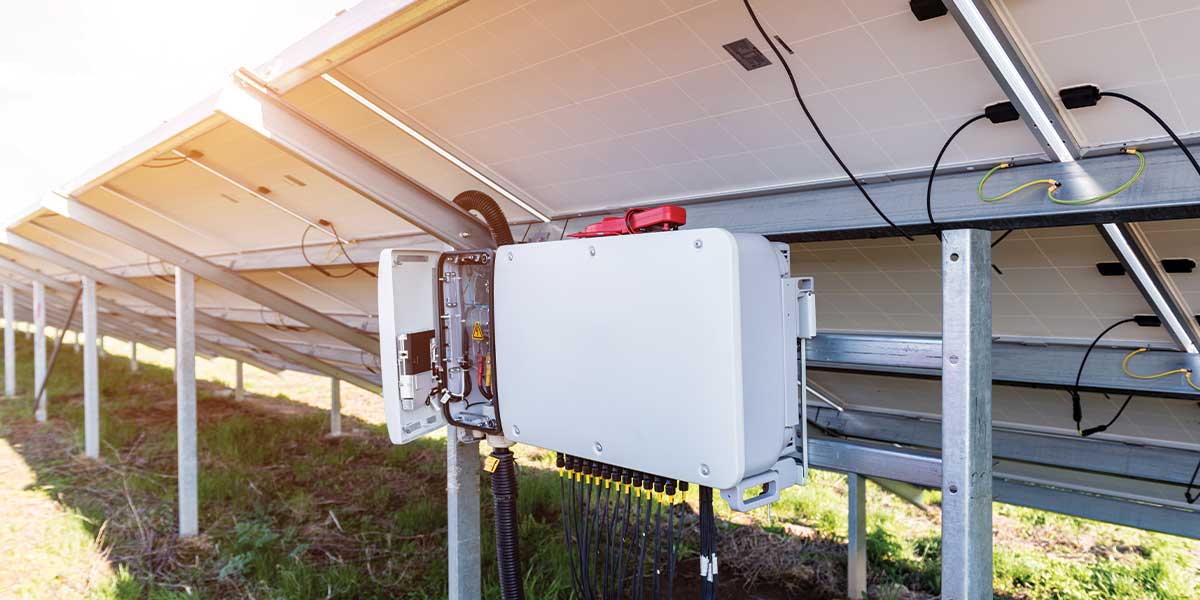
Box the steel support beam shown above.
[940,229,992,599]
[218,71,494,251]
[945,0,1079,161]
[807,333,1198,398]
[43,193,378,355]
[3,284,13,397]
[447,432,481,600]
[1099,223,1200,354]
[847,473,867,600]
[675,146,1200,241]
[176,267,198,537]
[812,408,1200,487]
[808,438,1200,539]
[82,278,99,459]
[0,233,380,392]
[0,259,285,376]
[33,281,47,422]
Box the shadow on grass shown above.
[0,332,977,599]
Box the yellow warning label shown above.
[471,322,485,341]
[483,456,500,473]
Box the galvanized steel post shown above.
[33,281,47,421]
[940,229,993,599]
[848,473,867,599]
[130,341,138,372]
[448,432,481,599]
[83,278,99,459]
[176,267,198,537]
[330,378,342,436]
[234,360,245,401]
[3,283,13,397]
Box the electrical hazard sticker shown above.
[483,456,499,473]
[471,322,486,341]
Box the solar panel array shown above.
[2,0,1199,539]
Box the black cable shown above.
[633,485,651,600]
[741,0,914,241]
[559,457,583,594]
[615,479,634,599]
[651,494,664,599]
[666,490,677,599]
[1100,92,1200,179]
[1186,459,1200,505]
[699,486,717,600]
[489,447,524,600]
[300,223,377,280]
[1071,318,1136,433]
[928,114,987,239]
[1079,394,1135,437]
[990,229,1015,275]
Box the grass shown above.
[0,328,1197,598]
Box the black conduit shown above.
[453,190,515,246]
[490,446,525,600]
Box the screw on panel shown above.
[593,441,603,455]
[693,240,703,249]
[588,246,596,256]
[699,463,711,477]
[948,355,959,365]
[512,425,521,436]
[507,252,513,261]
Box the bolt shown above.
[588,246,596,256]
[693,239,703,249]
[593,441,603,454]
[512,425,521,435]
[950,252,960,262]
[948,484,959,494]
[948,355,959,365]
[699,463,711,477]
[460,232,472,238]
[507,252,514,261]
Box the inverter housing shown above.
[493,228,800,489]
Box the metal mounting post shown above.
[33,281,47,421]
[447,431,481,600]
[330,378,342,436]
[130,341,138,372]
[176,267,198,537]
[940,229,993,599]
[83,278,99,459]
[847,473,867,600]
[235,360,245,401]
[3,284,13,397]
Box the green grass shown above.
[0,328,1197,598]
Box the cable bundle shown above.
[557,453,686,599]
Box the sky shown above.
[0,0,356,222]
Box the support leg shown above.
[234,360,244,401]
[175,268,198,537]
[3,284,14,397]
[940,229,993,599]
[329,378,342,436]
[83,278,99,459]
[448,431,482,600]
[848,473,867,599]
[33,282,46,421]
[130,341,138,372]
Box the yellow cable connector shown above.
[977,162,1058,203]
[1122,348,1189,380]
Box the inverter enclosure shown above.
[378,249,440,444]
[493,228,797,489]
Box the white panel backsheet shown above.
[791,226,1173,344]
[339,0,1042,216]
[998,0,1200,149]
